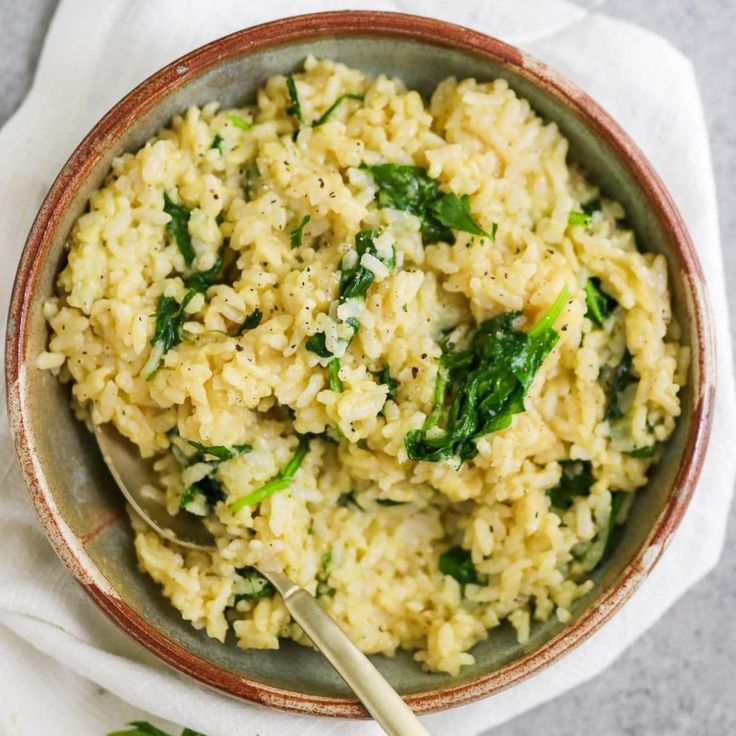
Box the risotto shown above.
[37,57,688,675]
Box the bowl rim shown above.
[5,9,716,718]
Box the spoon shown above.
[95,423,431,736]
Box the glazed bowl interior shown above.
[8,13,713,716]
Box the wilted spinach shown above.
[438,545,482,586]
[546,459,595,510]
[405,286,570,462]
[163,192,195,266]
[584,277,617,326]
[360,163,490,245]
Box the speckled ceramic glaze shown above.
[5,11,716,717]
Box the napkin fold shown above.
[1,2,734,735]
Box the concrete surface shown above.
[1,1,733,734]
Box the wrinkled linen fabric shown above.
[0,1,733,735]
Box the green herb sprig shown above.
[568,198,602,228]
[229,434,312,512]
[235,308,262,336]
[286,74,364,130]
[327,358,344,392]
[228,114,252,131]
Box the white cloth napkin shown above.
[1,1,734,735]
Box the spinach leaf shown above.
[234,566,275,601]
[583,198,602,216]
[235,308,263,336]
[290,214,310,249]
[228,113,252,131]
[340,264,375,302]
[360,163,487,245]
[180,475,225,514]
[604,349,637,421]
[163,192,195,266]
[546,460,595,510]
[360,163,439,216]
[584,277,617,326]
[374,363,399,416]
[184,253,223,293]
[438,545,482,586]
[309,231,390,388]
[375,498,407,506]
[179,443,250,515]
[145,290,197,379]
[229,434,312,512]
[339,229,395,301]
[211,134,223,153]
[306,332,332,358]
[151,293,194,352]
[491,222,499,241]
[405,286,569,462]
[340,238,373,299]
[345,316,361,337]
[429,192,490,238]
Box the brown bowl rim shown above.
[5,10,716,718]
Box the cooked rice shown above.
[37,57,688,675]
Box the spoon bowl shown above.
[94,422,430,736]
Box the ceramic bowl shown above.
[5,11,716,717]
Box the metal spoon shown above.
[95,423,431,736]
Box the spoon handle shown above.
[265,571,431,736]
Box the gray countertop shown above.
[1,1,734,734]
